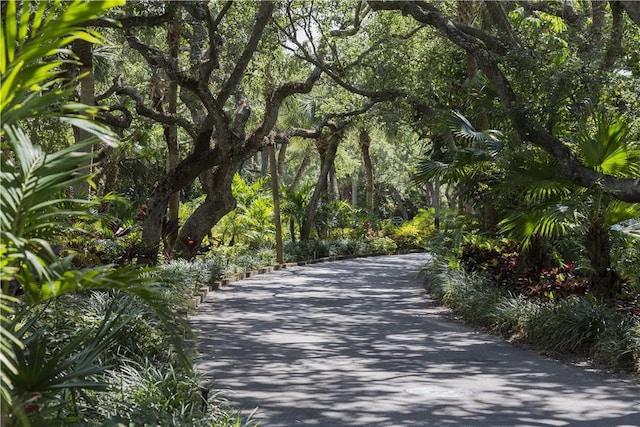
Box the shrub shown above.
[423,259,640,373]
[284,239,331,262]
[367,236,398,255]
[330,239,367,256]
[392,223,424,250]
[524,298,614,353]
[460,240,589,301]
[93,361,254,427]
[423,263,503,325]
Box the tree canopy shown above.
[11,0,637,262]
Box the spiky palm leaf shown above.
[615,220,640,239]
[413,111,504,185]
[413,157,477,184]
[446,111,504,154]
[0,294,23,407]
[1,0,121,130]
[500,202,580,247]
[605,201,640,230]
[502,150,575,204]
[574,113,640,177]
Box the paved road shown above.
[191,253,640,427]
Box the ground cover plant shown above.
[0,2,254,424]
[422,231,640,374]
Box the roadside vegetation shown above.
[2,0,639,425]
[422,228,640,374]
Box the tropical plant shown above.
[0,1,189,424]
[212,174,274,248]
[417,110,640,301]
[281,183,313,241]
[501,113,640,300]
[412,111,505,229]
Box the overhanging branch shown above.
[115,85,198,140]
[368,0,640,203]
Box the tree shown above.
[91,2,322,261]
[1,1,185,423]
[367,0,640,203]
[300,123,346,240]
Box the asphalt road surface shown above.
[191,253,640,427]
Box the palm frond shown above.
[1,125,98,282]
[0,293,23,406]
[503,152,574,203]
[1,0,124,129]
[412,158,474,184]
[614,220,640,239]
[574,113,640,177]
[447,111,504,153]
[605,200,640,228]
[500,203,580,247]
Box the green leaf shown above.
[605,200,640,227]
[3,0,17,65]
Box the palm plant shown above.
[413,111,505,229]
[416,111,640,302]
[500,113,640,301]
[413,111,504,184]
[281,183,314,241]
[212,174,273,247]
[1,1,189,424]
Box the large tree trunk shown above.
[329,164,339,200]
[300,128,342,240]
[175,166,239,259]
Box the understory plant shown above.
[0,2,253,424]
[422,234,640,373]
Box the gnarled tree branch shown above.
[368,0,640,203]
[115,85,198,140]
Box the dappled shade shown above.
[192,254,640,426]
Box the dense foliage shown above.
[2,0,639,423]
[423,231,640,373]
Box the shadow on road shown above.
[191,254,640,427]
